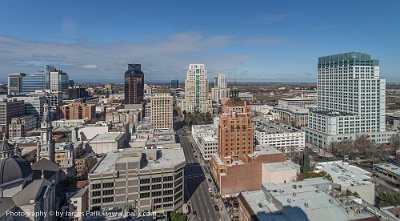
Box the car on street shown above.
[208,178,212,183]
[214,205,219,212]
[192,210,197,216]
[208,188,212,193]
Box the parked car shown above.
[208,178,212,183]
[208,188,212,193]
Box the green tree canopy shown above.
[376,192,400,208]
[306,171,333,182]
[170,211,186,221]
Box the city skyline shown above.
[0,1,399,83]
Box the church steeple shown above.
[37,101,55,162]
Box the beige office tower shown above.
[151,93,173,129]
[182,64,211,113]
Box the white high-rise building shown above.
[305,52,395,148]
[214,73,227,88]
[212,73,230,102]
[182,64,211,113]
[50,70,69,99]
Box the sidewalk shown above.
[308,143,334,158]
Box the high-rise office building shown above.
[214,73,227,88]
[8,72,46,95]
[14,96,45,128]
[68,87,89,99]
[88,147,185,213]
[182,64,211,113]
[9,115,37,138]
[150,93,173,129]
[50,70,69,98]
[305,52,395,148]
[45,65,57,89]
[7,73,24,95]
[216,90,254,162]
[124,64,144,104]
[211,73,230,102]
[210,90,287,195]
[0,98,25,136]
[22,72,46,93]
[8,65,68,97]
[171,80,179,89]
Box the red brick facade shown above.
[58,102,96,120]
[211,151,286,196]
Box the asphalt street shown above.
[180,135,220,221]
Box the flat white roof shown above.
[241,178,372,221]
[90,132,124,143]
[315,161,372,188]
[263,160,300,172]
[202,136,218,142]
[92,147,185,174]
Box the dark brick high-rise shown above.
[124,64,144,104]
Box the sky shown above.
[0,0,399,83]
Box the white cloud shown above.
[81,65,98,69]
[250,14,290,24]
[0,32,286,82]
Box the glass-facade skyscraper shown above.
[124,64,144,104]
[171,80,179,89]
[21,73,46,93]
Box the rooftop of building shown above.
[273,106,310,114]
[318,52,377,68]
[310,109,357,117]
[109,109,142,114]
[201,135,218,142]
[55,142,82,151]
[255,119,301,134]
[146,135,176,146]
[315,161,372,188]
[252,145,283,156]
[192,124,216,131]
[53,119,86,123]
[92,146,185,174]
[224,98,247,107]
[240,177,375,221]
[153,128,174,135]
[373,162,400,177]
[213,145,284,167]
[280,97,317,102]
[263,160,300,172]
[90,132,124,143]
[86,121,110,127]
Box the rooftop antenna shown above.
[234,72,237,88]
[231,70,239,100]
[233,69,237,88]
